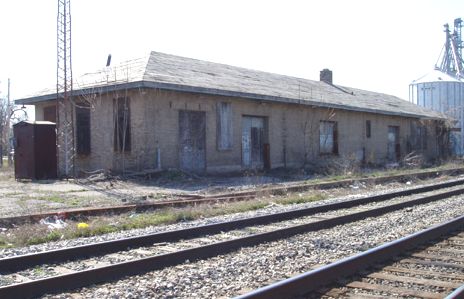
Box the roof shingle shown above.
[16,51,444,119]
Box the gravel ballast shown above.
[89,198,464,299]
[0,177,461,258]
[1,178,464,298]
[30,185,464,298]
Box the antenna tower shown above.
[438,18,464,79]
[57,0,74,177]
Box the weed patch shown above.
[26,230,62,245]
[37,196,66,204]
[0,236,10,248]
[3,191,328,248]
[276,193,326,205]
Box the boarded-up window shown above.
[320,121,338,154]
[43,106,56,123]
[76,106,90,155]
[417,126,427,150]
[217,102,233,150]
[366,120,371,138]
[411,124,428,151]
[114,97,131,152]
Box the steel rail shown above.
[1,178,464,273]
[2,166,464,227]
[1,183,464,298]
[235,215,464,299]
[445,284,464,299]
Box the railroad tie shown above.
[367,272,461,289]
[382,265,464,280]
[346,281,443,299]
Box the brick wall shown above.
[35,89,444,175]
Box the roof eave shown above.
[15,82,147,105]
[15,80,444,120]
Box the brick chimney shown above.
[320,69,333,84]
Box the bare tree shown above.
[0,95,27,167]
[301,107,336,167]
[0,96,9,166]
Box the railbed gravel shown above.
[36,188,464,298]
[1,182,463,280]
[0,176,461,258]
[5,184,451,278]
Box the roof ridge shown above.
[16,50,446,120]
[145,50,324,84]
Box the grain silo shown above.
[409,18,464,155]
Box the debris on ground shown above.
[40,216,67,230]
[77,222,89,229]
[386,163,400,169]
[0,163,462,219]
[349,181,366,189]
[264,202,282,209]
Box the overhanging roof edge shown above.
[15,80,444,120]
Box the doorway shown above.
[242,116,268,168]
[179,110,206,172]
[387,126,400,162]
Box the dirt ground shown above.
[0,168,318,217]
[0,164,461,218]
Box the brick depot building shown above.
[16,51,448,176]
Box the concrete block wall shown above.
[34,89,444,175]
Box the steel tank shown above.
[409,69,464,155]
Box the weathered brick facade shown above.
[20,51,449,177]
[34,88,444,176]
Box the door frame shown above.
[241,115,268,169]
[178,110,207,173]
[387,125,400,162]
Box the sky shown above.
[1,0,463,118]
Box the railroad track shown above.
[1,179,464,298]
[321,233,464,299]
[2,167,464,227]
[237,216,464,299]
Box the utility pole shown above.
[7,79,10,106]
[57,0,74,177]
[7,78,12,166]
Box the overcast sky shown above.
[1,0,463,110]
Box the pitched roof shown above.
[16,51,444,119]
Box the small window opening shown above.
[320,121,338,155]
[76,106,90,155]
[114,97,131,152]
[366,120,371,138]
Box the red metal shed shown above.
[13,121,57,179]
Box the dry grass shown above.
[0,192,326,248]
[307,160,462,183]
[0,160,462,249]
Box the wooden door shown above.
[242,116,265,168]
[179,110,206,172]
